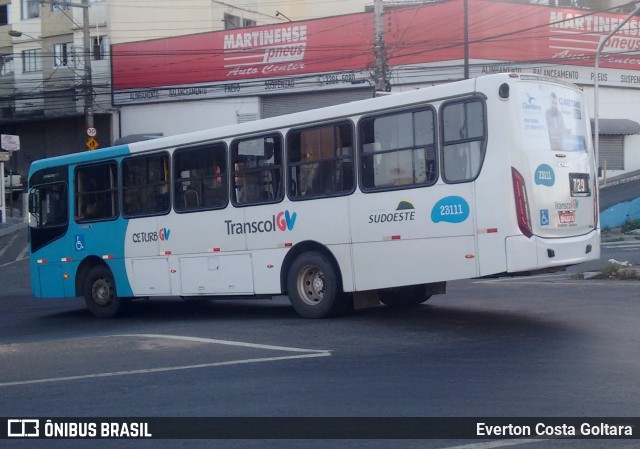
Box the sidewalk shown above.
[0,212,27,237]
[599,169,640,189]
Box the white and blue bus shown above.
[27,73,600,319]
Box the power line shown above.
[4,0,640,117]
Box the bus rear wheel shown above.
[83,265,126,318]
[287,251,349,319]
[378,284,431,307]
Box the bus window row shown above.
[74,98,486,222]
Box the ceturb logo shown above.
[225,211,297,235]
[132,228,171,243]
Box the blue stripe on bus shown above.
[30,144,134,299]
[28,145,132,175]
[30,218,134,299]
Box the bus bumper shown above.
[505,229,601,273]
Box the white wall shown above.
[117,97,260,138]
[583,85,640,178]
[107,0,370,44]
[268,0,368,21]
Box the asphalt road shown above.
[1,227,639,449]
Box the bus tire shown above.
[287,251,347,319]
[378,284,431,307]
[83,265,126,318]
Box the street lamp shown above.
[594,3,640,181]
[8,30,39,39]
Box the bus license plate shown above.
[559,210,575,224]
[570,173,590,196]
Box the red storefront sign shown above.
[111,1,640,95]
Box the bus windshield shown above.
[29,182,68,229]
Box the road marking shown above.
[0,334,332,388]
[110,333,331,353]
[0,256,27,268]
[16,244,28,262]
[0,352,331,388]
[0,233,19,259]
[438,439,545,449]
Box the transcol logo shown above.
[225,210,297,235]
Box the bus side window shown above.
[442,99,486,183]
[287,121,354,200]
[75,162,118,222]
[122,153,170,217]
[172,141,230,214]
[359,108,436,191]
[232,135,283,205]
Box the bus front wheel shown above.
[287,251,348,319]
[83,265,126,318]
[378,284,431,307]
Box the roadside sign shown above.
[87,127,97,137]
[1,134,20,152]
[86,137,99,151]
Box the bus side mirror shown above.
[28,190,36,213]
[598,166,603,178]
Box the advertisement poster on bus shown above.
[518,82,588,153]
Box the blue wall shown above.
[601,197,640,229]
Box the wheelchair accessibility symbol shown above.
[540,209,549,226]
[75,234,85,251]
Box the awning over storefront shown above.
[590,119,640,135]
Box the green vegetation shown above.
[579,265,640,281]
[620,218,640,233]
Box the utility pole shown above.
[463,0,469,79]
[82,0,93,129]
[42,0,93,129]
[373,0,389,93]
